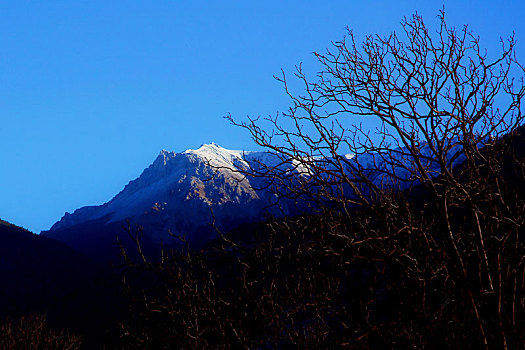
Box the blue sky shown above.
[1,1,524,233]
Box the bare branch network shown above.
[121,11,525,349]
[228,10,524,209]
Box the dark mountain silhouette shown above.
[0,219,92,316]
[0,219,121,347]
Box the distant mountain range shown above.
[40,140,474,261]
[41,143,297,260]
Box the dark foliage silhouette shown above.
[0,314,82,350]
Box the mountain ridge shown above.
[42,143,288,259]
[42,138,475,261]
[48,144,267,230]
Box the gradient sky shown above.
[1,1,524,233]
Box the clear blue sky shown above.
[0,1,523,233]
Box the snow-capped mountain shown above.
[42,139,475,261]
[42,143,289,258]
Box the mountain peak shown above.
[182,143,249,167]
[195,142,223,151]
[43,142,279,250]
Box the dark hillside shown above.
[0,219,122,347]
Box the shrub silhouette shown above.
[0,314,82,350]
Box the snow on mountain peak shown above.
[183,143,250,168]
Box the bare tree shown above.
[229,10,524,205]
[226,10,525,349]
[120,11,525,349]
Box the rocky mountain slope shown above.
[41,139,474,261]
[42,143,290,259]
